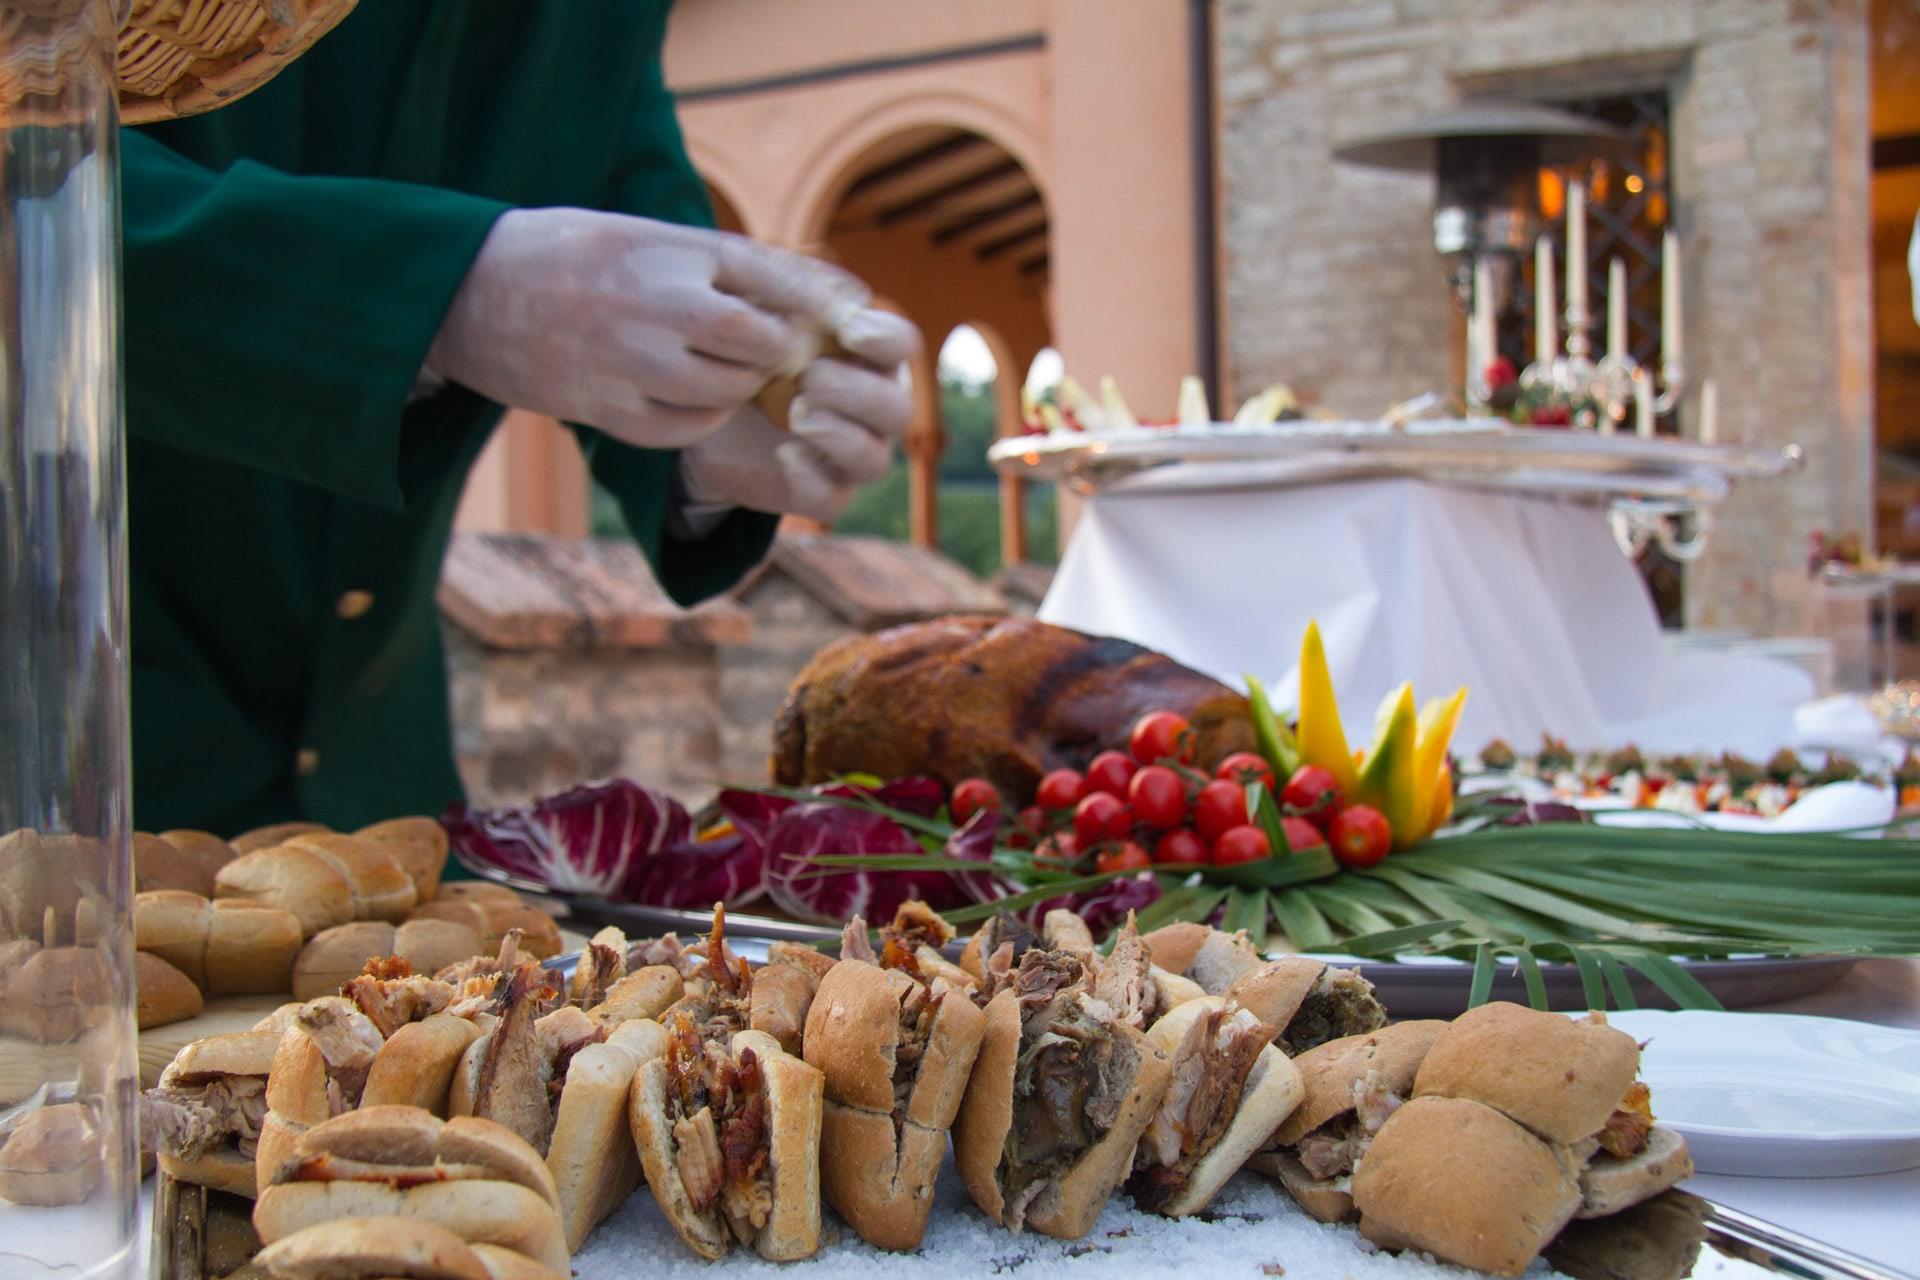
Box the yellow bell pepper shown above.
[1412,687,1468,838]
[1297,621,1359,794]
[1354,683,1422,849]
[1427,763,1455,835]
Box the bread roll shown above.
[134,890,302,995]
[291,919,484,1000]
[1414,1002,1640,1145]
[408,892,561,961]
[215,846,353,936]
[355,817,451,904]
[229,820,327,855]
[136,951,204,1029]
[133,831,233,898]
[0,946,111,1042]
[281,833,417,923]
[0,1102,99,1207]
[254,1216,491,1280]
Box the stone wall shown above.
[1217,0,1875,638]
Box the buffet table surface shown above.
[123,958,1920,1278]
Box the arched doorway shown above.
[805,127,1053,566]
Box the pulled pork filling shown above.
[884,901,954,954]
[664,1015,773,1244]
[892,981,939,1127]
[1000,992,1133,1231]
[140,1076,268,1160]
[296,1003,384,1116]
[839,919,877,966]
[1597,1080,1654,1160]
[541,1006,609,1113]
[1090,926,1157,1031]
[1291,1070,1409,1181]
[434,930,525,986]
[666,910,754,1041]
[1013,949,1087,1026]
[568,941,624,1007]
[628,932,705,979]
[1130,1007,1271,1210]
[342,969,456,1038]
[1277,969,1386,1057]
[472,964,563,1153]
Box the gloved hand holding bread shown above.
[116,893,1696,1278]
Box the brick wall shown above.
[1217,0,1874,638]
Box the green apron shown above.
[122,2,775,835]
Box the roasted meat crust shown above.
[470,965,560,1152]
[771,616,1258,801]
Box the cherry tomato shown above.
[1017,805,1048,836]
[1073,792,1126,846]
[1280,816,1327,853]
[1102,802,1136,842]
[1085,750,1140,797]
[1036,768,1088,812]
[1034,831,1081,867]
[1153,827,1209,866]
[1096,841,1152,874]
[1282,764,1343,825]
[1328,804,1392,868]
[1214,752,1276,793]
[950,777,1002,824]
[1210,824,1272,866]
[1127,764,1188,829]
[1129,711,1195,766]
[1192,779,1249,845]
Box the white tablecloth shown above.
[1040,476,1814,756]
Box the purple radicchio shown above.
[445,778,762,906]
[1020,873,1162,936]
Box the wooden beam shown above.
[976,221,1047,262]
[1016,252,1050,276]
[877,159,1023,224]
[843,132,985,199]
[931,191,1045,245]
[1874,133,1920,170]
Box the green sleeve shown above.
[576,47,778,607]
[122,130,511,511]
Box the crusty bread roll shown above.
[135,890,303,995]
[362,1014,483,1116]
[229,821,327,855]
[215,833,418,934]
[1225,956,1387,1056]
[1415,1003,1642,1147]
[282,833,418,923]
[547,1019,667,1252]
[747,962,816,1056]
[253,1108,568,1274]
[136,951,204,1029]
[354,816,451,904]
[408,893,562,961]
[0,828,96,941]
[291,919,483,1000]
[1142,922,1265,993]
[471,1242,568,1280]
[1270,1020,1447,1149]
[1580,1125,1693,1219]
[150,1028,281,1197]
[133,830,234,898]
[0,945,111,1042]
[264,997,385,1130]
[586,967,681,1029]
[254,1216,492,1280]
[1352,1094,1582,1277]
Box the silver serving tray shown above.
[514,887,1855,1017]
[986,419,1799,508]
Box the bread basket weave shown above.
[117,0,355,123]
[0,0,353,123]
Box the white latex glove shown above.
[679,309,919,523]
[424,207,872,448]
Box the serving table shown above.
[990,422,1809,756]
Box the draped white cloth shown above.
[1040,475,1812,756]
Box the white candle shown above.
[1699,378,1718,445]
[1472,256,1496,383]
[1567,180,1588,319]
[1662,229,1682,373]
[1607,258,1628,361]
[1635,370,1655,438]
[1534,237,1558,364]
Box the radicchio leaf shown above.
[943,808,1017,905]
[624,832,767,909]
[759,802,956,924]
[444,778,707,900]
[1020,873,1162,936]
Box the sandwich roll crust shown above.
[264,997,385,1129]
[215,844,356,936]
[1415,1002,1641,1146]
[470,1243,569,1280]
[253,1215,491,1280]
[0,1102,100,1207]
[230,821,327,856]
[292,920,484,1001]
[1225,957,1387,1057]
[547,1019,669,1251]
[1351,1095,1582,1277]
[136,950,204,1029]
[587,966,682,1029]
[134,890,302,996]
[818,1102,948,1251]
[354,816,452,904]
[251,1178,569,1274]
[362,1015,484,1115]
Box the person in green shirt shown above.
[122,4,915,836]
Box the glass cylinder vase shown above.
[0,0,139,1274]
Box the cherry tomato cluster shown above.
[944,711,1397,877]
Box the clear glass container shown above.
[0,0,139,1273]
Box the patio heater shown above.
[1332,100,1634,410]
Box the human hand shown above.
[679,309,919,523]
[424,208,875,448]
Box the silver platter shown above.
[987,419,1800,509]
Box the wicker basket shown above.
[117,0,356,123]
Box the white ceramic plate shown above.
[1605,1009,1920,1177]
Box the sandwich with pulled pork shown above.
[1223,955,1387,1055]
[140,1028,279,1196]
[1249,1019,1446,1221]
[952,947,1172,1239]
[1351,1002,1694,1277]
[251,1105,570,1274]
[801,907,987,1249]
[254,994,386,1180]
[629,1020,825,1261]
